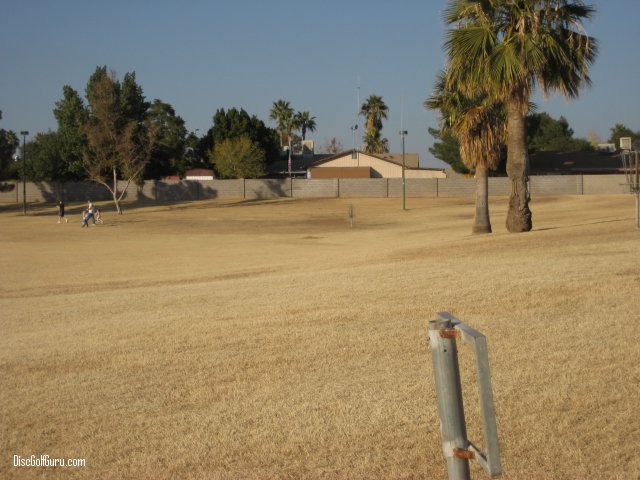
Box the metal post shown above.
[429,318,471,480]
[20,131,28,216]
[400,130,407,210]
[636,190,640,230]
[428,312,502,479]
[636,152,639,229]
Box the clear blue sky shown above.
[1,0,639,167]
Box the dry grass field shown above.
[1,195,639,480]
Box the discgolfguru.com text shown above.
[13,454,86,468]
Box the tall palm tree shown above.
[360,95,389,154]
[443,0,598,232]
[362,130,389,154]
[269,99,297,176]
[425,71,506,234]
[295,111,316,141]
[359,94,388,133]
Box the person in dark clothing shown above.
[57,201,68,224]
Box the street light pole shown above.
[351,125,358,161]
[20,131,28,216]
[400,130,407,210]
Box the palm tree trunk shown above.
[506,101,532,232]
[472,163,492,234]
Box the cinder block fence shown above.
[0,175,630,205]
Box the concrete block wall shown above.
[337,179,388,197]
[1,175,635,205]
[144,180,200,201]
[139,180,244,201]
[488,178,512,196]
[245,179,291,199]
[0,182,18,203]
[292,179,338,198]
[437,177,477,197]
[387,178,438,198]
[204,180,244,199]
[0,180,112,203]
[583,174,629,194]
[530,175,582,195]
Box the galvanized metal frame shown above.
[428,312,501,479]
[620,149,640,229]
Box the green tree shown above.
[0,129,19,180]
[608,124,639,149]
[526,112,593,152]
[206,108,279,163]
[425,71,506,234]
[83,69,157,214]
[444,0,598,232]
[185,131,207,169]
[120,72,149,123]
[359,94,389,153]
[269,100,297,176]
[27,131,64,181]
[144,100,188,178]
[428,127,469,174]
[53,85,88,179]
[211,136,266,179]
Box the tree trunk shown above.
[472,163,492,234]
[112,166,122,214]
[506,101,532,232]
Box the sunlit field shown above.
[1,195,639,480]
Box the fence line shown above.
[0,175,630,204]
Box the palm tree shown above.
[425,71,506,234]
[360,94,389,154]
[269,99,297,176]
[295,111,316,141]
[359,94,388,133]
[443,0,598,232]
[362,130,390,154]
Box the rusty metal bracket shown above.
[453,448,475,460]
[439,328,459,339]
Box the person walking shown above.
[82,200,96,228]
[57,200,68,224]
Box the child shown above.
[95,207,103,224]
[82,200,96,227]
[57,201,68,223]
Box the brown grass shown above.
[1,195,639,480]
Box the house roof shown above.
[311,150,422,169]
[185,168,215,177]
[529,150,625,174]
[265,154,334,176]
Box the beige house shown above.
[307,150,446,179]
